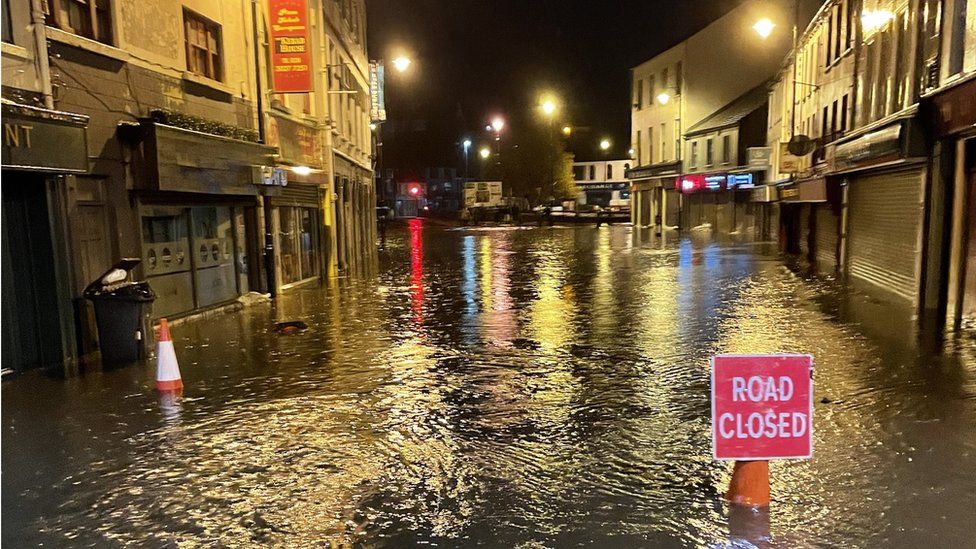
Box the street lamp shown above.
[599,139,611,151]
[541,99,557,116]
[491,116,505,133]
[392,56,411,73]
[657,92,671,105]
[753,18,776,39]
[462,139,472,180]
[562,125,572,136]
[479,146,491,159]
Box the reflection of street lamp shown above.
[392,56,411,73]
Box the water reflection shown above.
[3,224,975,547]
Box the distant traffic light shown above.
[407,183,422,196]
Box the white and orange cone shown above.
[155,318,183,393]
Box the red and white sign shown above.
[711,354,813,460]
[268,0,312,93]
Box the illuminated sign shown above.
[705,175,725,190]
[269,0,312,93]
[727,173,755,189]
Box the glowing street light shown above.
[541,99,557,116]
[657,92,671,105]
[562,125,572,136]
[753,18,776,39]
[392,56,412,73]
[462,138,472,149]
[291,165,313,176]
[479,147,491,159]
[491,116,505,133]
[599,139,611,151]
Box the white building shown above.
[628,0,794,231]
[573,159,633,212]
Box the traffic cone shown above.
[726,460,771,507]
[155,318,183,392]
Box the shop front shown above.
[927,76,976,329]
[1,102,89,372]
[334,153,375,276]
[127,121,278,319]
[267,114,329,290]
[627,161,681,231]
[778,177,838,272]
[676,171,762,234]
[832,116,928,307]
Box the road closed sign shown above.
[712,354,813,460]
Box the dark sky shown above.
[366,0,796,175]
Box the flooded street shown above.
[4,221,976,547]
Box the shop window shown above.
[46,0,113,45]
[184,9,223,81]
[279,206,319,284]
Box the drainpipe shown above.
[30,0,54,109]
[251,0,276,298]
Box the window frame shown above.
[46,0,114,45]
[183,8,224,82]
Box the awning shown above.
[126,121,278,196]
[779,176,827,203]
[625,160,682,182]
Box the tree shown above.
[484,122,574,205]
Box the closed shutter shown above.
[272,183,320,208]
[703,194,717,228]
[846,167,925,303]
[814,204,838,273]
[665,189,680,227]
[799,204,812,258]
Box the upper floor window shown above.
[2,0,13,43]
[184,10,222,81]
[634,79,643,109]
[690,141,699,167]
[46,0,113,45]
[573,166,585,180]
[705,138,714,166]
[607,164,614,179]
[722,135,731,164]
[589,165,596,180]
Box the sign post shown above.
[711,354,813,507]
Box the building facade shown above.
[768,0,976,331]
[573,159,633,213]
[1,0,376,374]
[628,0,795,234]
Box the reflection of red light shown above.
[409,218,424,322]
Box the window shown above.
[675,61,683,93]
[821,106,829,138]
[648,76,656,103]
[690,141,699,167]
[705,138,714,166]
[184,9,222,81]
[607,164,614,179]
[2,0,12,43]
[46,0,113,44]
[831,100,838,137]
[661,123,667,161]
[589,165,596,180]
[722,135,731,164]
[947,0,968,76]
[674,122,680,161]
[662,67,669,90]
[636,130,642,164]
[826,8,834,65]
[634,78,643,109]
[573,166,585,180]
[841,94,849,131]
[647,126,654,164]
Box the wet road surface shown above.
[4,221,976,547]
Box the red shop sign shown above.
[269,0,313,93]
[711,354,813,460]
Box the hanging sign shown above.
[712,354,814,460]
[269,0,312,93]
[369,62,387,122]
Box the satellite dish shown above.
[788,135,816,156]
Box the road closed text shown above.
[711,356,813,460]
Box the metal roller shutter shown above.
[846,167,925,303]
[814,204,838,273]
[271,183,321,207]
[798,204,812,259]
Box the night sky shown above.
[366,0,812,176]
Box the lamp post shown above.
[462,138,472,180]
[754,1,800,138]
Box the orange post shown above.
[726,460,770,507]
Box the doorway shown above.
[1,173,65,372]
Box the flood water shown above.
[4,221,976,547]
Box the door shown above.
[1,174,64,372]
[846,167,925,304]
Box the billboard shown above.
[269,0,312,93]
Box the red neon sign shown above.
[269,0,313,93]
